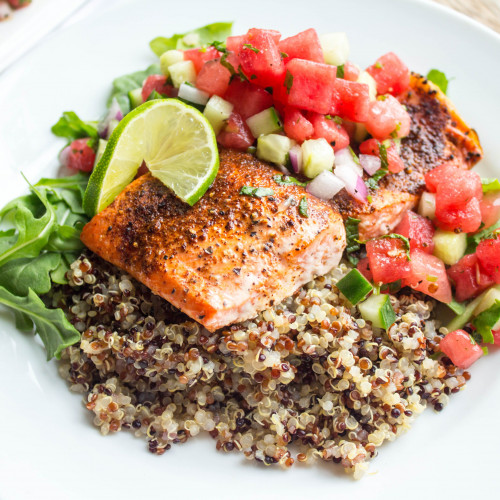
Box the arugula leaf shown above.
[0,253,61,296]
[51,111,98,144]
[345,217,361,265]
[0,286,80,360]
[472,300,500,344]
[0,184,56,267]
[426,69,449,94]
[482,178,500,193]
[240,186,275,197]
[273,174,307,187]
[108,63,161,114]
[150,22,233,56]
[299,196,308,217]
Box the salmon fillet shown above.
[332,72,483,240]
[80,149,346,332]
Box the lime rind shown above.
[83,99,219,217]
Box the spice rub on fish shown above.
[332,73,483,240]
[80,149,346,332]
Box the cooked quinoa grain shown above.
[46,252,468,479]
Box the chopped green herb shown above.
[280,51,289,59]
[273,174,307,187]
[298,196,308,217]
[285,70,294,95]
[380,280,402,294]
[482,346,489,355]
[210,40,227,52]
[348,146,360,165]
[220,52,237,75]
[426,68,450,94]
[336,64,345,78]
[375,61,383,69]
[146,90,164,101]
[336,269,373,305]
[345,217,361,265]
[378,233,411,260]
[333,116,343,125]
[365,142,389,190]
[243,43,260,53]
[482,178,500,193]
[237,65,249,82]
[465,219,500,254]
[239,186,274,197]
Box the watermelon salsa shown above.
[61,25,500,373]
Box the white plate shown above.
[1,1,500,499]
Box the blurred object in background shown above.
[0,0,31,21]
[433,0,500,32]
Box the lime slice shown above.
[83,98,219,216]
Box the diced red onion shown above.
[58,145,71,168]
[98,98,122,138]
[334,147,362,176]
[335,164,367,204]
[289,144,303,174]
[307,171,345,200]
[359,154,381,176]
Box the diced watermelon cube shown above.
[476,238,500,284]
[365,95,411,141]
[480,191,500,229]
[402,249,452,303]
[440,330,483,369]
[285,59,337,114]
[141,75,174,102]
[366,52,410,96]
[283,106,314,143]
[359,138,405,173]
[424,164,459,193]
[447,253,494,302]
[279,28,323,63]
[66,138,96,172]
[223,79,273,119]
[394,210,435,253]
[196,60,231,96]
[357,257,373,282]
[342,62,361,82]
[308,112,350,151]
[331,79,370,123]
[366,237,411,283]
[217,112,254,150]
[238,28,285,87]
[434,198,482,233]
[226,35,245,52]
[184,46,221,73]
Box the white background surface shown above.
[1,1,500,499]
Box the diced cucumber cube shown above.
[432,229,467,265]
[159,49,184,76]
[474,286,500,316]
[320,32,350,66]
[336,269,373,305]
[94,139,107,166]
[301,138,335,178]
[256,134,291,165]
[178,83,210,106]
[169,60,196,88]
[418,191,436,220]
[203,95,234,134]
[128,88,143,109]
[357,71,377,101]
[358,294,396,330]
[246,107,282,138]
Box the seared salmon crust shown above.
[81,149,346,331]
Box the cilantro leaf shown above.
[365,142,389,190]
[426,69,450,94]
[273,174,307,187]
[150,22,233,56]
[285,70,294,95]
[51,111,98,144]
[243,43,259,53]
[0,287,80,360]
[240,186,275,197]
